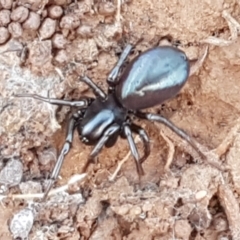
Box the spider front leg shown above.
[136,111,206,160]
[15,75,106,106]
[82,123,120,172]
[43,112,82,199]
[15,93,90,107]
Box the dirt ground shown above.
[1,0,240,239]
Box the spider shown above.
[16,44,206,198]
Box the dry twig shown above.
[0,173,87,200]
[202,10,240,47]
[212,120,240,157]
[160,130,175,171]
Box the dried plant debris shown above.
[0,58,61,156]
[37,147,57,168]
[19,181,43,194]
[0,173,87,201]
[218,185,240,240]
[226,133,240,195]
[202,10,240,47]
[43,192,85,217]
[8,188,85,239]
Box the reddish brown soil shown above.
[1,0,240,239]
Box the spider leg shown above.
[107,44,133,86]
[15,93,90,107]
[123,124,144,175]
[136,111,206,160]
[83,123,120,172]
[130,123,151,164]
[43,113,80,199]
[80,76,106,100]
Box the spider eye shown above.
[81,137,89,143]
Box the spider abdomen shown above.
[115,46,190,110]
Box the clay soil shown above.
[1,0,240,239]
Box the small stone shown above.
[8,22,23,38]
[22,12,40,30]
[0,9,10,26]
[48,5,63,19]
[0,158,23,187]
[10,6,29,23]
[39,18,56,39]
[10,207,35,239]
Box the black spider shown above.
[16,44,205,198]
